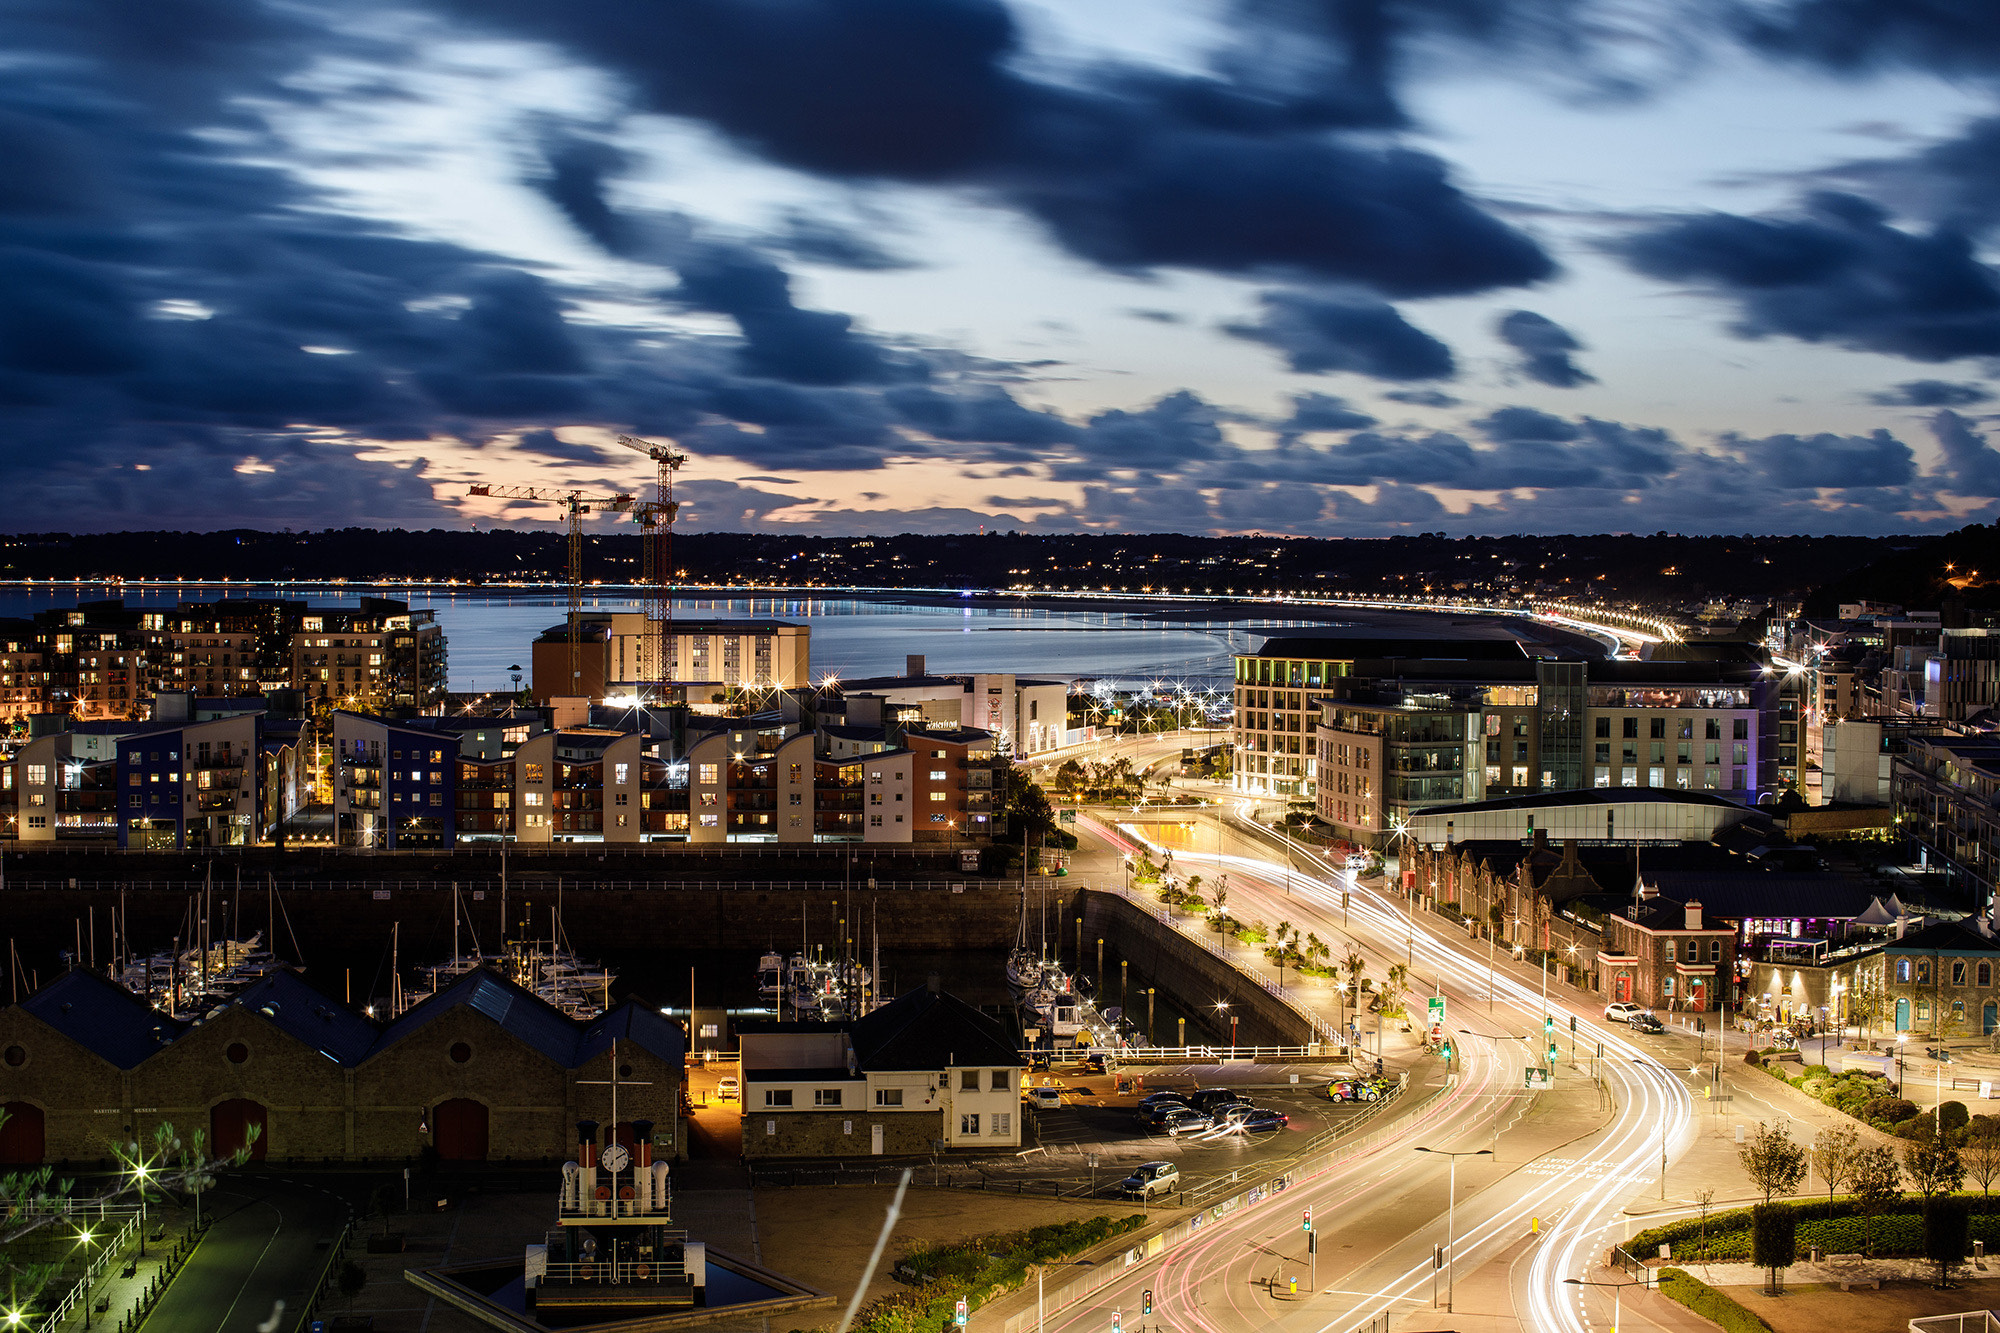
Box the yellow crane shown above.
[467,484,636,697]
[613,435,688,691]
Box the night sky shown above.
[11,0,2000,538]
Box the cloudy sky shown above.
[13,0,2000,538]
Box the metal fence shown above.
[294,1221,351,1333]
[34,1213,137,1333]
[998,1079,1453,1333]
[1910,1315,2000,1333]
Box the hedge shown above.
[1630,1195,2000,1262]
[852,1215,1147,1333]
[1657,1269,1777,1333]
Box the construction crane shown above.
[613,435,688,691]
[467,484,635,696]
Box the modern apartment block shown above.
[1893,731,2000,916]
[0,598,448,725]
[1280,640,1778,845]
[833,656,1067,757]
[529,617,811,702]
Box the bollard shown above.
[1289,1277,1298,1295]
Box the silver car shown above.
[1120,1161,1181,1198]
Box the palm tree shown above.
[1305,932,1324,973]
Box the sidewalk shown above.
[39,1208,197,1333]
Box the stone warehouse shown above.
[0,967,681,1167]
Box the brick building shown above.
[0,966,682,1167]
[1596,895,1737,1013]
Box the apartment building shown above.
[529,617,811,702]
[1894,731,2000,917]
[1293,641,1777,847]
[836,657,1066,757]
[291,600,447,712]
[116,710,264,849]
[331,712,459,849]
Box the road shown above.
[1033,806,1706,1333]
[144,1178,349,1333]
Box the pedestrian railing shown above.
[34,1213,136,1333]
[1910,1314,2000,1333]
[0,878,1004,894]
[294,1221,352,1333]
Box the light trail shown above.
[1070,811,1704,1332]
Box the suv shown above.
[1029,1087,1065,1111]
[1604,1002,1645,1024]
[1187,1088,1252,1113]
[1120,1161,1181,1199]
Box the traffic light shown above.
[1143,1290,1153,1316]
[1112,1313,1122,1333]
[1569,1014,1577,1032]
[1548,1042,1559,1064]
[1543,1014,1555,1038]
[1302,1205,1312,1232]
[1439,1041,1453,1061]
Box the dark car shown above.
[1187,1088,1252,1113]
[1134,1101,1192,1128]
[1136,1091,1192,1112]
[1159,1108,1212,1137]
[1628,1014,1665,1034]
[1240,1108,1289,1132]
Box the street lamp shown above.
[74,1227,97,1331]
[1216,1000,1237,1056]
[1564,1275,1635,1333]
[1414,1147,1490,1313]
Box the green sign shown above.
[1427,996,1445,1023]
[1059,809,1077,824]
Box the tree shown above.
[1851,1145,1903,1257]
[1380,962,1410,1021]
[1809,1122,1863,1205]
[1343,946,1367,1001]
[1738,1122,1808,1203]
[1,1115,251,1311]
[1924,1196,1970,1289]
[1751,1203,1796,1296]
[1963,1117,2000,1208]
[1209,886,1229,929]
[1906,1123,1967,1201]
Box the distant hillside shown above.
[1803,524,2000,616]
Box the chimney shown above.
[1532,827,1548,854]
[907,654,926,678]
[577,1118,599,1169]
[1684,899,1702,931]
[1896,916,1907,940]
[632,1119,654,1169]
[926,970,942,994]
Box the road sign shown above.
[956,1299,968,1327]
[1525,1067,1552,1089]
[1427,996,1445,1023]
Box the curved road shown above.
[143,1178,349,1333]
[1046,809,1701,1333]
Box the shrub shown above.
[1940,1102,1972,1138]
[1861,1097,1918,1126]
[338,1260,367,1297]
[855,1215,1147,1333]
[1657,1269,1777,1333]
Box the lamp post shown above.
[1217,1001,1235,1057]
[1147,987,1156,1047]
[1414,1146,1490,1313]
[1630,1058,1670,1200]
[1563,1275,1633,1333]
[75,1227,97,1331]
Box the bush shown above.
[1861,1097,1919,1126]
[338,1260,367,1297]
[1940,1102,1972,1138]
[854,1215,1147,1333]
[1751,1204,1796,1272]
[1657,1269,1777,1333]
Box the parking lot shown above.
[965,1059,1389,1199]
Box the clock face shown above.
[601,1144,631,1174]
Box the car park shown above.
[1628,1013,1665,1034]
[1029,1087,1065,1110]
[1120,1161,1181,1199]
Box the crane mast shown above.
[468,484,635,696]
[614,435,688,696]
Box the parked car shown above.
[1628,1013,1665,1034]
[716,1076,739,1101]
[1029,1087,1065,1111]
[1187,1088,1252,1113]
[1157,1108,1211,1136]
[1209,1103,1256,1127]
[1120,1161,1181,1199]
[1240,1108,1290,1132]
[1082,1052,1108,1073]
[1136,1091,1193,1112]
[1326,1077,1394,1103]
[1604,1002,1646,1023]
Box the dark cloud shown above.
[1869,379,1993,406]
[1279,392,1378,435]
[1475,406,1581,443]
[1495,309,1595,387]
[1735,427,1918,488]
[1382,388,1462,407]
[528,129,634,254]
[767,209,917,271]
[673,244,905,385]
[1620,191,2000,362]
[1737,0,2000,77]
[435,0,1554,297]
[513,429,607,465]
[1064,391,1232,472]
[1125,309,1183,324]
[1224,292,1455,379]
[885,385,1077,453]
[1929,409,2000,495]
